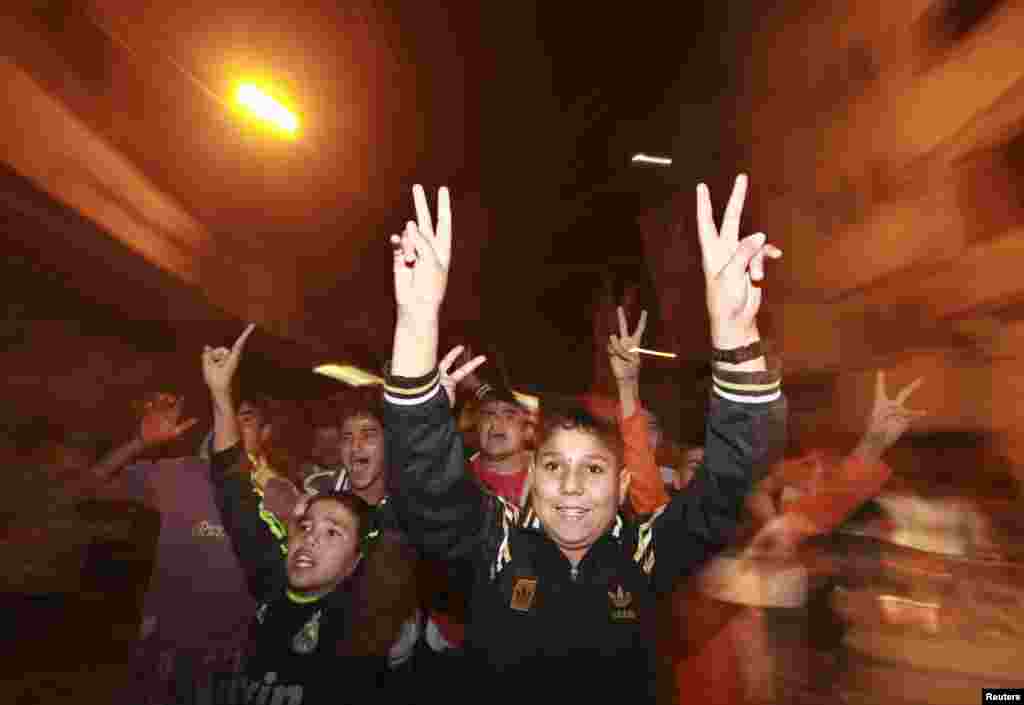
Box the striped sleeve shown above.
[384,368,443,406]
[711,357,782,404]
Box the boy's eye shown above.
[327,528,340,538]
[588,464,605,474]
[542,461,560,472]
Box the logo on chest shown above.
[292,610,322,655]
[608,585,638,622]
[510,577,538,613]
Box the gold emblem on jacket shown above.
[609,586,638,621]
[510,578,538,612]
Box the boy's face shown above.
[340,414,386,490]
[287,498,361,595]
[237,401,270,453]
[530,427,630,564]
[478,400,530,460]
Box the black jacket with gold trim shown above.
[208,444,401,704]
[382,363,785,703]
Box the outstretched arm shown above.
[202,325,288,601]
[209,442,288,602]
[83,393,198,495]
[202,324,255,453]
[608,306,670,515]
[650,174,787,591]
[748,372,926,555]
[389,186,450,380]
[385,186,505,563]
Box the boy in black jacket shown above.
[202,328,417,705]
[383,178,786,703]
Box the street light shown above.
[233,82,299,138]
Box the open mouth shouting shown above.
[290,548,317,570]
[349,455,373,477]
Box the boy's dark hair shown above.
[536,404,624,469]
[237,394,280,421]
[334,386,386,428]
[303,491,378,554]
[239,394,308,486]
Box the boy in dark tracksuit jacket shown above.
[382,365,784,703]
[384,177,784,704]
[209,443,416,705]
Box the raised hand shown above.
[455,342,485,392]
[138,393,199,447]
[608,306,648,383]
[391,185,452,323]
[438,345,487,408]
[857,372,926,457]
[202,324,255,394]
[696,174,782,350]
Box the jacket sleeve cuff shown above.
[711,355,782,404]
[384,368,442,406]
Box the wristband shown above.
[711,340,765,364]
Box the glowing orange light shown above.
[233,82,299,137]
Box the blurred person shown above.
[857,434,1016,561]
[748,372,926,552]
[309,423,344,476]
[196,328,303,534]
[383,177,784,703]
[302,428,345,496]
[63,391,258,705]
[301,401,345,492]
[687,372,926,704]
[196,390,304,529]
